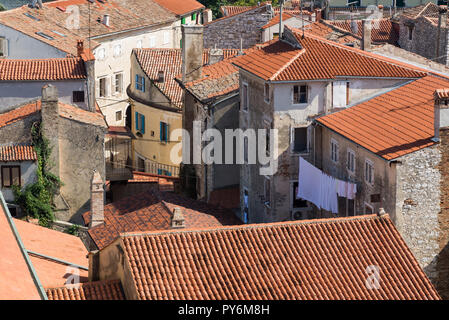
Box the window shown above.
[149,36,156,48]
[332,81,348,108]
[181,17,186,25]
[293,85,307,104]
[347,148,355,173]
[97,48,105,60]
[135,112,145,134]
[114,73,123,94]
[273,32,279,39]
[136,40,143,48]
[160,122,168,142]
[135,75,145,92]
[0,37,8,57]
[243,189,249,223]
[1,166,20,188]
[264,177,271,207]
[113,44,122,57]
[163,31,170,45]
[116,110,122,122]
[244,137,248,163]
[264,83,270,103]
[242,83,249,111]
[292,182,308,208]
[99,77,107,97]
[72,91,85,103]
[365,159,374,185]
[292,127,308,153]
[408,25,413,41]
[331,139,339,163]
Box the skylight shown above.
[24,12,40,21]
[52,31,66,37]
[36,32,54,40]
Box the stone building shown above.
[0,85,107,223]
[395,2,449,64]
[177,26,241,202]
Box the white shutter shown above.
[111,75,116,95]
[105,76,111,97]
[95,79,100,98]
[332,81,347,108]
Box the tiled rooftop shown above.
[0,58,86,81]
[152,0,204,16]
[0,100,107,129]
[327,19,399,45]
[0,0,177,56]
[232,28,425,81]
[15,218,89,288]
[83,190,242,250]
[0,144,37,162]
[317,75,449,160]
[0,198,41,300]
[398,2,440,20]
[262,13,294,29]
[133,48,240,108]
[119,214,440,300]
[46,280,125,300]
[303,21,358,45]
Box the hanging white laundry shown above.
[297,157,322,208]
[347,183,357,200]
[337,180,347,198]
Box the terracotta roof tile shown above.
[14,219,89,288]
[435,88,449,99]
[0,144,37,162]
[0,0,177,56]
[83,190,241,250]
[120,214,440,300]
[152,0,204,16]
[0,100,107,129]
[0,58,86,81]
[133,48,240,107]
[399,2,440,20]
[232,29,425,81]
[0,199,41,299]
[317,75,449,160]
[303,21,358,44]
[262,13,294,29]
[327,19,399,45]
[46,280,125,300]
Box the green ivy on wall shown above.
[13,122,62,227]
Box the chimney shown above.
[203,8,213,24]
[181,25,204,83]
[433,89,449,142]
[171,207,185,229]
[361,19,372,51]
[436,6,447,64]
[208,48,224,65]
[157,70,165,83]
[89,170,104,228]
[77,40,96,112]
[41,85,60,177]
[77,40,84,56]
[314,9,322,22]
[279,0,284,39]
[103,14,110,27]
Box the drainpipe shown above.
[0,192,48,300]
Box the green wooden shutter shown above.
[181,17,186,24]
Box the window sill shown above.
[292,102,308,107]
[291,151,310,156]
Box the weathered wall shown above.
[0,111,40,144]
[204,5,272,49]
[58,117,106,223]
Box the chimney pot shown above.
[361,19,372,51]
[157,70,165,83]
[77,40,84,57]
[171,207,185,229]
[208,48,224,65]
[103,14,110,27]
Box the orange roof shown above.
[82,190,241,250]
[262,13,294,29]
[133,48,240,108]
[303,21,358,44]
[46,280,125,300]
[119,214,440,300]
[152,0,204,16]
[232,30,425,81]
[0,0,176,56]
[0,58,86,81]
[0,200,42,300]
[316,75,449,160]
[220,5,254,16]
[0,144,37,162]
[0,100,107,129]
[14,219,89,288]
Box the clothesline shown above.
[297,157,357,214]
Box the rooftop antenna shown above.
[301,1,304,39]
[279,0,284,40]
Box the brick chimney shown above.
[208,48,224,65]
[89,170,104,228]
[171,207,185,229]
[433,89,449,142]
[181,25,204,83]
[362,19,372,51]
[41,84,60,177]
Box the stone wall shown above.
[204,5,272,49]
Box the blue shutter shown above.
[140,114,145,134]
[159,122,163,141]
[135,112,139,131]
[158,169,162,175]
[142,77,145,92]
[165,123,169,142]
[135,75,139,90]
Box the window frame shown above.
[365,158,374,185]
[241,82,249,112]
[1,165,21,188]
[264,82,270,103]
[347,148,355,174]
[114,72,123,95]
[331,138,339,163]
[292,84,308,105]
[113,44,122,57]
[135,74,145,92]
[99,77,107,98]
[291,126,309,154]
[116,110,122,122]
[0,37,8,57]
[72,91,85,103]
[160,121,168,143]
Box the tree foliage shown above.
[13,122,62,227]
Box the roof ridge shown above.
[269,46,305,81]
[119,214,388,238]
